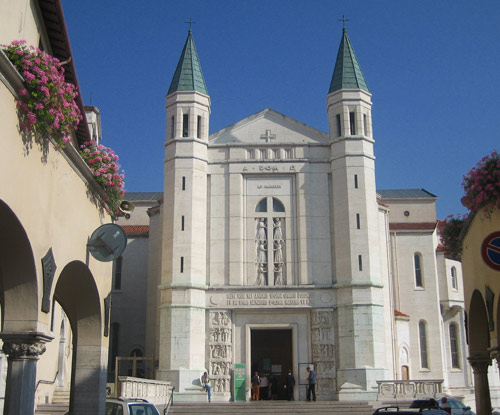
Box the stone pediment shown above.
[209,108,328,145]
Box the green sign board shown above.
[234,363,246,401]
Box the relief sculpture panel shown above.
[208,310,232,394]
[311,309,335,397]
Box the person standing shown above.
[306,366,316,401]
[270,374,279,400]
[439,397,452,414]
[285,369,295,401]
[201,371,211,402]
[251,371,261,401]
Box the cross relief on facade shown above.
[260,129,276,143]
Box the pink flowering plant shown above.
[2,40,82,147]
[437,214,468,260]
[79,141,125,216]
[461,150,500,214]
[438,150,500,258]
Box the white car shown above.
[106,398,161,415]
[437,397,475,415]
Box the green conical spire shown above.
[168,30,208,95]
[329,29,369,94]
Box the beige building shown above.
[111,28,477,404]
[461,207,500,414]
[0,0,117,413]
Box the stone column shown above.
[0,332,52,415]
[468,355,492,415]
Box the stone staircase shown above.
[166,400,377,415]
[35,389,69,415]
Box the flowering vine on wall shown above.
[79,141,125,216]
[439,150,500,259]
[2,40,82,147]
[3,40,126,217]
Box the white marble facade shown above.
[125,30,476,404]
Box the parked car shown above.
[106,398,160,415]
[436,397,475,415]
[373,406,448,414]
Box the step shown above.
[167,401,376,415]
[35,403,69,415]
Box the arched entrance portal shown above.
[251,329,293,400]
[55,260,106,415]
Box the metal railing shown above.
[163,386,175,415]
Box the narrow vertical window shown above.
[50,298,56,331]
[349,111,356,135]
[358,255,363,271]
[171,116,175,138]
[354,174,358,189]
[181,215,185,231]
[197,115,201,139]
[363,114,367,136]
[182,114,189,137]
[451,266,458,290]
[182,176,186,191]
[419,321,429,368]
[356,214,360,229]
[180,257,184,273]
[449,323,460,368]
[414,253,423,287]
[114,256,122,290]
[336,114,341,137]
[110,323,120,370]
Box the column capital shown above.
[0,332,53,360]
[467,355,492,375]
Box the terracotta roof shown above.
[389,222,436,231]
[122,225,149,236]
[394,310,410,318]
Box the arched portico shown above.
[467,289,492,415]
[55,260,107,415]
[0,200,52,415]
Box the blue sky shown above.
[62,0,500,219]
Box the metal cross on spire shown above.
[338,15,350,29]
[185,17,196,31]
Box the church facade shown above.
[112,29,481,403]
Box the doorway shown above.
[251,329,292,400]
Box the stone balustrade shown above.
[376,379,444,401]
[118,376,173,406]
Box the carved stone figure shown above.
[256,218,267,240]
[273,218,283,240]
[257,240,267,264]
[256,263,266,285]
[274,240,283,263]
[274,264,283,285]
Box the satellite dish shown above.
[87,224,127,262]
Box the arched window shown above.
[419,320,429,368]
[255,197,286,286]
[449,323,460,368]
[414,253,423,287]
[451,266,458,290]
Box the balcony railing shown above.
[376,379,443,401]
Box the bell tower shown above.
[327,28,387,399]
[159,28,210,394]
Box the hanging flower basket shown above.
[1,40,82,147]
[79,141,125,216]
[461,150,500,214]
[437,214,467,260]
